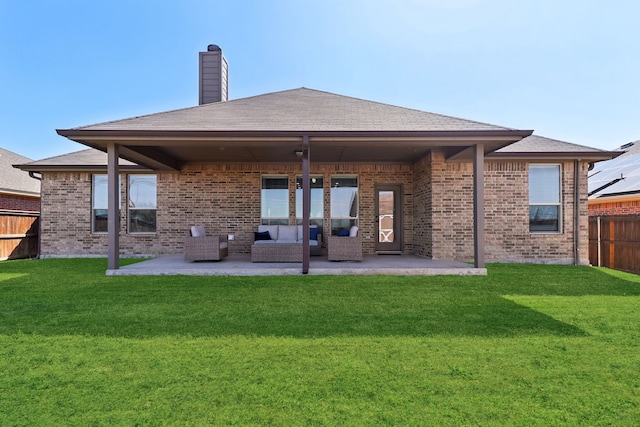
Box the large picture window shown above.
[330,176,358,235]
[529,165,561,233]
[128,175,157,233]
[261,176,289,225]
[296,176,324,227]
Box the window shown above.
[296,176,324,227]
[128,175,157,233]
[92,174,120,233]
[529,165,561,232]
[261,176,289,225]
[92,175,109,233]
[330,176,358,235]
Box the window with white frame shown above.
[529,164,561,233]
[330,175,358,235]
[128,175,157,233]
[295,176,324,227]
[261,176,289,225]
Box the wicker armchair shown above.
[184,226,229,262]
[327,229,362,261]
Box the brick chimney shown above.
[199,44,228,104]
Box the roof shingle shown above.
[0,147,40,196]
[73,87,514,133]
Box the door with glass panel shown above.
[375,184,402,253]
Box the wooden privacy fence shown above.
[589,215,640,275]
[0,212,39,260]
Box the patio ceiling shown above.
[55,129,532,170]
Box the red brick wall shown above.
[0,193,40,212]
[588,200,640,216]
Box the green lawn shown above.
[1,259,639,425]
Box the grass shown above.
[1,259,639,425]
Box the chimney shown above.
[199,44,228,104]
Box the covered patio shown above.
[53,87,535,275]
[107,253,485,276]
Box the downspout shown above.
[28,171,42,259]
[574,160,580,265]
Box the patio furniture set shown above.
[184,225,362,262]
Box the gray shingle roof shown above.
[496,134,608,154]
[73,87,514,133]
[0,147,40,196]
[14,149,144,171]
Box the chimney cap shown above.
[207,44,221,52]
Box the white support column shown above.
[107,143,120,271]
[473,143,485,269]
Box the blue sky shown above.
[1,0,639,160]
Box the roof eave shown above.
[0,188,40,198]
[14,164,152,173]
[487,151,622,162]
[57,128,534,140]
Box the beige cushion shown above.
[191,226,206,237]
[278,225,298,241]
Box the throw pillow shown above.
[309,227,320,241]
[338,228,349,237]
[254,231,271,241]
[349,225,359,237]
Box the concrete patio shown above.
[106,253,486,276]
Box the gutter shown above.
[574,160,580,266]
[57,128,535,139]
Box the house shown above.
[1,147,40,259]
[15,45,617,272]
[587,140,639,274]
[588,140,640,216]
[1,147,40,213]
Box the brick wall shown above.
[426,151,590,265]
[0,193,40,212]
[412,154,432,257]
[39,157,590,264]
[40,163,414,257]
[588,199,640,216]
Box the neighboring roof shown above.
[68,88,516,133]
[589,140,640,200]
[14,149,149,173]
[0,147,40,196]
[490,134,617,161]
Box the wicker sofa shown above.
[251,225,322,262]
[184,226,229,262]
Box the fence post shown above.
[597,216,601,267]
